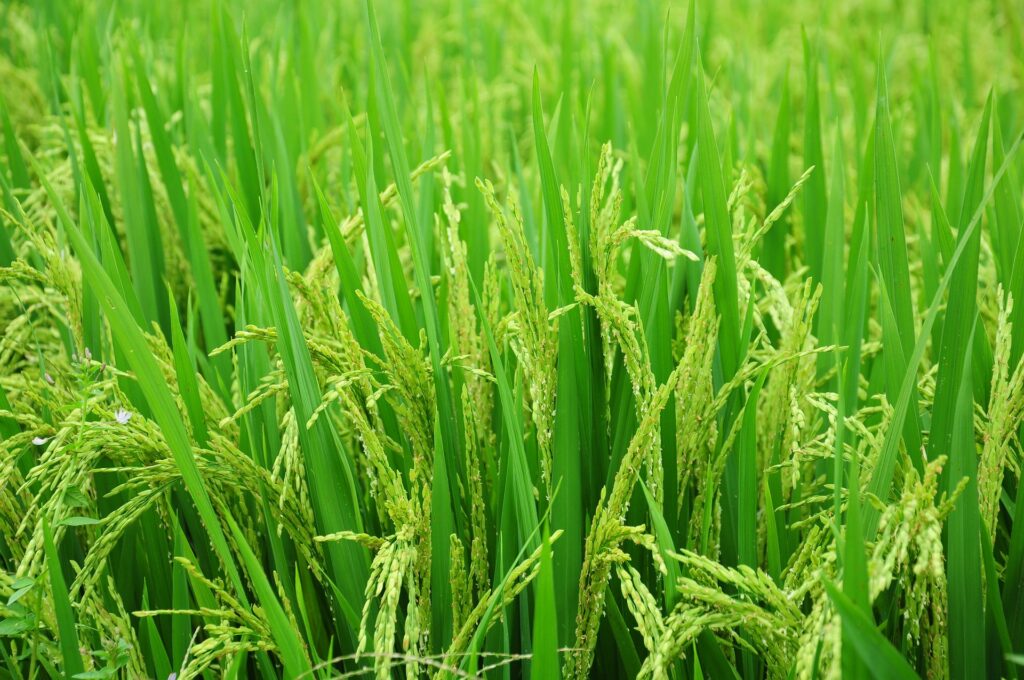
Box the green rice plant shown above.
[0,0,1023,678]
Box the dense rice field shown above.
[1,0,1022,677]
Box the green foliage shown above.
[0,0,1022,678]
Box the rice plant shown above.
[0,0,1022,677]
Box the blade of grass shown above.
[946,339,985,679]
[531,527,560,680]
[817,128,845,382]
[926,93,990,466]
[531,69,591,643]
[874,58,924,472]
[802,32,827,284]
[42,519,85,679]
[840,353,870,680]
[224,514,310,678]
[823,580,918,680]
[694,51,740,381]
[763,69,791,280]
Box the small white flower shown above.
[115,408,133,425]
[32,437,49,446]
